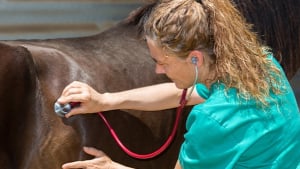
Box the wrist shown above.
[100,92,124,111]
[112,161,134,169]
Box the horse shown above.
[233,0,300,80]
[0,4,191,168]
[0,1,299,169]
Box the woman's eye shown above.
[157,62,164,65]
[152,58,162,65]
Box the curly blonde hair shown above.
[144,0,283,106]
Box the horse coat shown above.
[0,1,299,169]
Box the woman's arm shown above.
[104,82,203,111]
[174,160,182,169]
[57,81,204,118]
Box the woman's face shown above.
[146,38,196,89]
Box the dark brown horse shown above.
[0,7,190,168]
[0,1,299,169]
[234,0,300,80]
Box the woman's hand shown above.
[57,81,107,118]
[62,147,133,169]
[56,81,203,118]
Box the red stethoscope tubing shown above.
[97,89,188,159]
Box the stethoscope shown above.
[54,57,199,159]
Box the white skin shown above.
[58,38,206,169]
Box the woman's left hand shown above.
[62,147,133,169]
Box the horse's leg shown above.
[0,42,83,169]
[17,44,84,169]
[0,43,38,169]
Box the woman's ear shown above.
[187,50,204,66]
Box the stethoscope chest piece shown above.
[54,102,72,117]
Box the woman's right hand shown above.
[57,81,107,118]
[56,81,204,118]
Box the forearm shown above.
[102,82,203,111]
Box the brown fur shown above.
[0,1,299,168]
[233,0,300,79]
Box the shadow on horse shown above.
[0,1,299,169]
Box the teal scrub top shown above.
[179,56,300,169]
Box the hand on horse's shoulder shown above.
[62,147,134,169]
[57,81,108,118]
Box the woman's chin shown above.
[174,82,189,90]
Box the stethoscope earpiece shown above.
[191,56,198,65]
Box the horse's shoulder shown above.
[0,42,36,75]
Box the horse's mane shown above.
[119,0,299,79]
[120,2,156,38]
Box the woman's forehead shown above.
[147,39,163,55]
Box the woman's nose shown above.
[155,64,166,74]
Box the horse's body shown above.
[234,0,300,80]
[0,19,190,169]
[0,1,299,169]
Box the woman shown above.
[58,0,300,168]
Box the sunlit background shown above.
[0,0,143,39]
[0,0,299,106]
